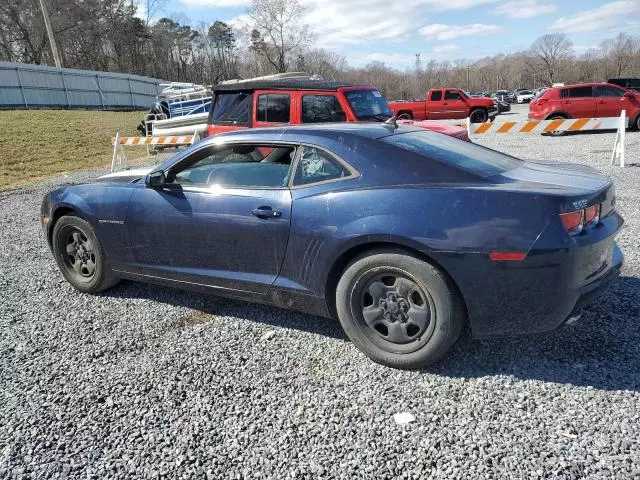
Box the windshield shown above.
[344,89,392,120]
[382,131,522,178]
[461,90,471,98]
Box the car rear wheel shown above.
[635,114,640,131]
[544,114,568,136]
[469,109,488,123]
[397,112,413,120]
[52,215,119,293]
[335,250,465,369]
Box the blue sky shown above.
[161,0,640,68]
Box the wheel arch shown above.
[396,110,413,119]
[48,205,88,246]
[324,241,468,321]
[545,112,570,120]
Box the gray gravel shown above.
[2,113,640,479]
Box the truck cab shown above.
[389,88,498,123]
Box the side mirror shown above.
[145,170,166,188]
[623,91,633,98]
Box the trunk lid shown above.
[501,160,610,194]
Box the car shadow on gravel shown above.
[102,281,347,341]
[103,276,639,391]
[428,276,640,392]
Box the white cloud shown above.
[432,44,460,54]
[180,0,504,48]
[179,0,250,5]
[421,0,499,9]
[493,0,557,18]
[346,52,416,67]
[419,23,502,40]
[550,1,640,33]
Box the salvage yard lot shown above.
[1,105,640,478]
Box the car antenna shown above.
[383,115,398,130]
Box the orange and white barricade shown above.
[467,111,628,167]
[110,131,200,171]
[467,116,623,135]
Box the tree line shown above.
[1,0,639,100]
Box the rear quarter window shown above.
[210,92,252,125]
[382,131,522,178]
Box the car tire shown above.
[544,114,568,136]
[469,109,488,123]
[335,249,465,369]
[52,215,119,294]
[635,114,640,131]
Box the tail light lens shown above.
[584,204,600,224]
[560,204,601,235]
[560,210,583,233]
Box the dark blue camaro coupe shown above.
[41,123,624,369]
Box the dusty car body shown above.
[42,123,624,368]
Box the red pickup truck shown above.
[207,79,470,141]
[389,88,497,123]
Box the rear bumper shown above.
[441,208,624,338]
[569,243,623,316]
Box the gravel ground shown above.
[1,113,640,479]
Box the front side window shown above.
[257,94,291,123]
[292,146,351,186]
[167,144,295,188]
[561,87,593,98]
[343,89,392,120]
[594,85,625,97]
[302,95,346,123]
[445,90,462,100]
[210,92,252,125]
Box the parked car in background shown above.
[495,90,510,102]
[516,90,535,103]
[529,82,640,129]
[496,98,511,113]
[42,123,624,369]
[207,79,469,140]
[389,88,497,123]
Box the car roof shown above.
[212,79,372,92]
[206,122,426,142]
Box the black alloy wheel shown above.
[355,270,436,353]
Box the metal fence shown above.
[0,62,166,110]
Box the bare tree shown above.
[602,33,638,78]
[530,33,573,85]
[247,0,313,73]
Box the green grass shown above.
[0,110,145,190]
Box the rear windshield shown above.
[382,131,522,177]
[344,90,392,120]
[210,92,252,125]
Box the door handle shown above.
[251,206,281,219]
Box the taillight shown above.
[560,204,601,235]
[560,210,583,233]
[584,204,600,224]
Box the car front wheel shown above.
[52,215,119,293]
[335,250,465,369]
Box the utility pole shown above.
[467,66,470,92]
[414,53,421,72]
[38,0,62,68]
